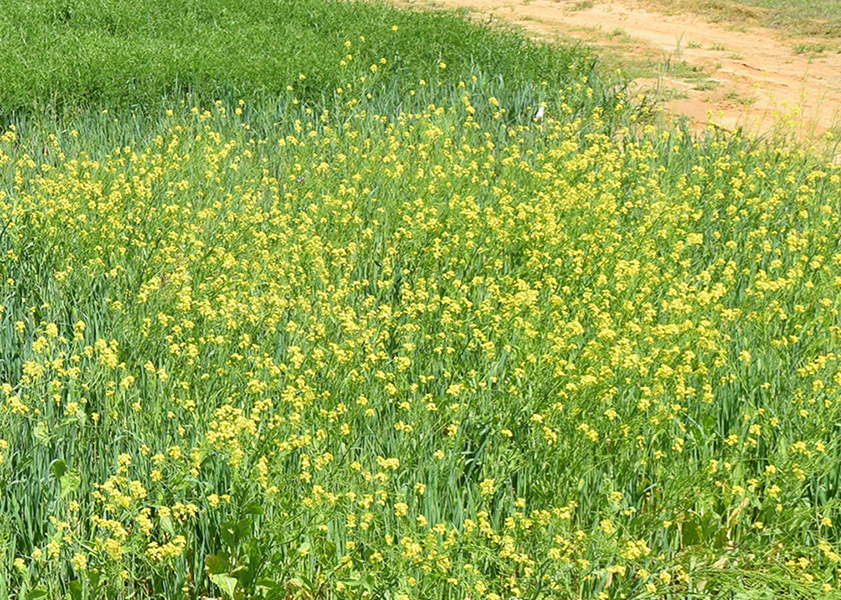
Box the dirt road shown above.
[399,0,841,138]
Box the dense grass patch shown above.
[0,0,597,113]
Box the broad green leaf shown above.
[26,587,50,600]
[86,568,101,589]
[159,514,175,536]
[243,503,264,515]
[60,471,81,499]
[68,581,82,600]
[51,459,67,479]
[205,553,230,575]
[210,573,238,600]
[33,423,50,445]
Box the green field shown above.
[2,1,841,599]
[0,0,604,114]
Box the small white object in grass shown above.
[535,105,545,121]
[833,154,841,165]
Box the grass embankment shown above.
[2,1,841,599]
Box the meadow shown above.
[2,1,841,599]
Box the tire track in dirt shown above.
[397,0,841,138]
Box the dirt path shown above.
[401,0,841,138]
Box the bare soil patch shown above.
[395,0,841,138]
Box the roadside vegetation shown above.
[2,1,841,599]
[636,0,841,38]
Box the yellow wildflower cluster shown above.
[1,73,841,598]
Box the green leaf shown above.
[51,459,67,479]
[68,581,82,600]
[221,518,251,551]
[205,553,230,575]
[363,573,376,591]
[210,573,238,600]
[255,577,278,589]
[26,587,50,600]
[33,423,50,445]
[72,408,88,426]
[60,471,81,499]
[243,503,264,515]
[159,514,175,536]
[86,568,101,589]
[681,518,702,546]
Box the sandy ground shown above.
[397,0,841,138]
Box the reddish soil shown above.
[399,0,841,138]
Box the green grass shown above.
[694,78,720,90]
[793,41,833,55]
[4,1,841,599]
[725,0,841,36]
[645,0,841,38]
[0,0,600,116]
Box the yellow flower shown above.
[71,552,87,571]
